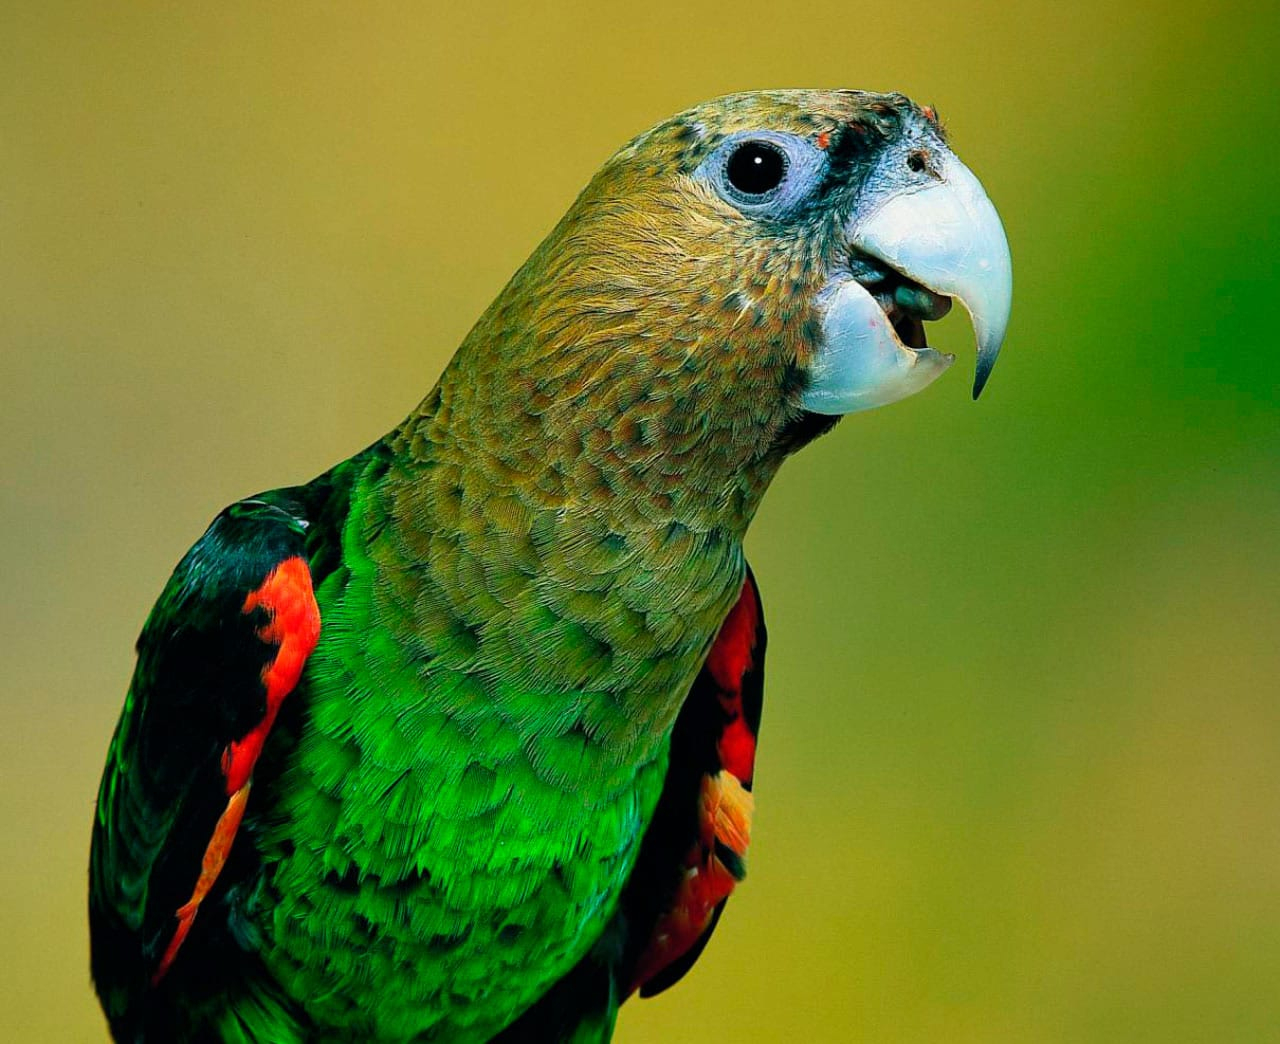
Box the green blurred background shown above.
[4,2,1278,1040]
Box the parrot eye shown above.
[699,131,826,220]
[725,142,787,195]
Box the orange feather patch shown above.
[151,783,250,984]
[222,557,321,794]
[152,556,319,986]
[630,577,762,994]
[629,771,754,994]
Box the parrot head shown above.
[439,89,1011,532]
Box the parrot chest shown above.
[253,639,678,1041]
[246,484,746,1039]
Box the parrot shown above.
[89,89,1012,1042]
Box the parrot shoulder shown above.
[626,566,767,997]
[89,492,322,1025]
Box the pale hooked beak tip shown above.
[973,353,995,400]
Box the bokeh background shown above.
[4,2,1278,1040]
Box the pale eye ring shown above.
[699,131,826,219]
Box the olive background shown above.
[3,3,1278,1041]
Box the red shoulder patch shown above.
[152,555,319,985]
[221,557,321,794]
[630,576,763,996]
[706,576,760,785]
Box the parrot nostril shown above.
[907,150,928,174]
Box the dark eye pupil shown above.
[726,142,786,195]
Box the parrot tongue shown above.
[850,253,953,351]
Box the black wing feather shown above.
[89,496,310,1032]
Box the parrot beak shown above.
[801,152,1012,414]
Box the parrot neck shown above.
[392,294,794,541]
[366,203,818,744]
[370,353,783,747]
